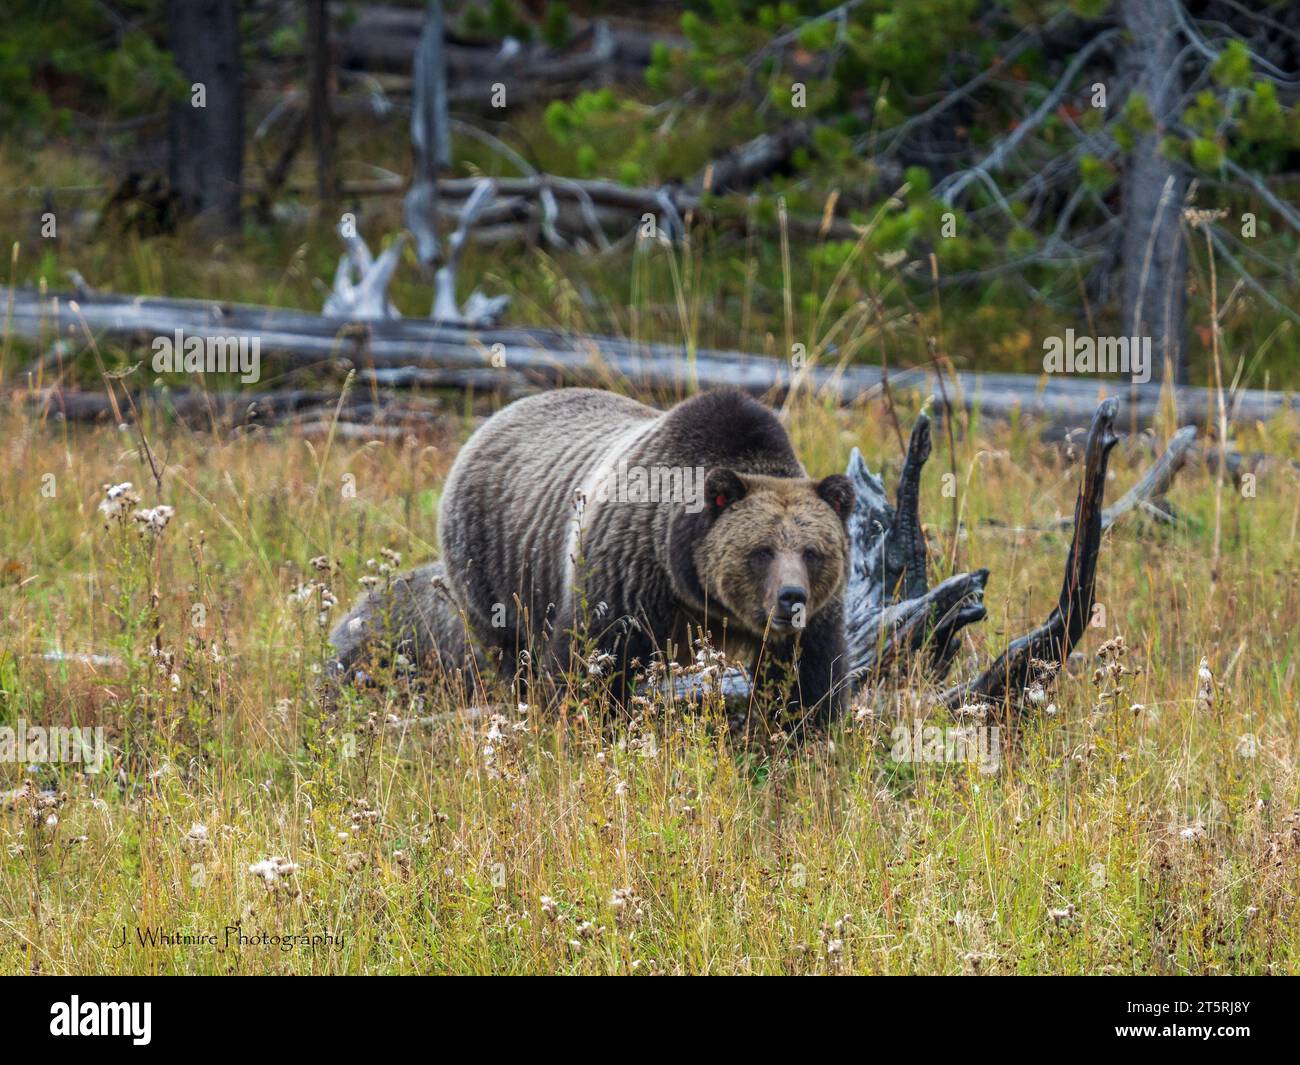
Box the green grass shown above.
[0,379,1296,974]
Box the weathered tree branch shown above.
[941,398,1120,710]
[937,28,1122,205]
[1045,424,1196,530]
[323,228,405,320]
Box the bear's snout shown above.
[763,550,811,630]
[772,585,808,628]
[776,585,806,614]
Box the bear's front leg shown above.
[752,605,847,735]
[792,604,848,729]
[548,604,656,713]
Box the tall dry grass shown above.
[0,377,1296,974]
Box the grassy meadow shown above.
[4,0,1300,985]
[0,366,1296,974]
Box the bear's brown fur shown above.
[332,387,853,725]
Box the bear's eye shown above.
[748,547,774,569]
[802,548,823,568]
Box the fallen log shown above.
[357,365,529,395]
[336,6,676,83]
[418,174,859,244]
[691,122,814,196]
[18,385,449,431]
[5,288,1291,429]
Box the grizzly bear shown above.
[332,388,854,726]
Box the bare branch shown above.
[937,28,1122,205]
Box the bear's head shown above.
[688,469,854,639]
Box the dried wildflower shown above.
[1048,903,1076,926]
[482,713,516,779]
[349,798,380,828]
[183,823,211,848]
[540,895,559,920]
[316,587,338,628]
[1096,636,1127,661]
[1184,206,1227,229]
[609,887,644,926]
[587,651,616,678]
[1236,733,1259,759]
[133,504,175,537]
[99,482,141,524]
[1179,822,1207,842]
[249,856,298,884]
[1196,658,1215,711]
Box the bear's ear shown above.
[704,468,747,518]
[816,474,855,524]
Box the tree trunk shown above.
[305,0,337,204]
[404,0,452,267]
[1119,0,1189,385]
[167,0,244,234]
